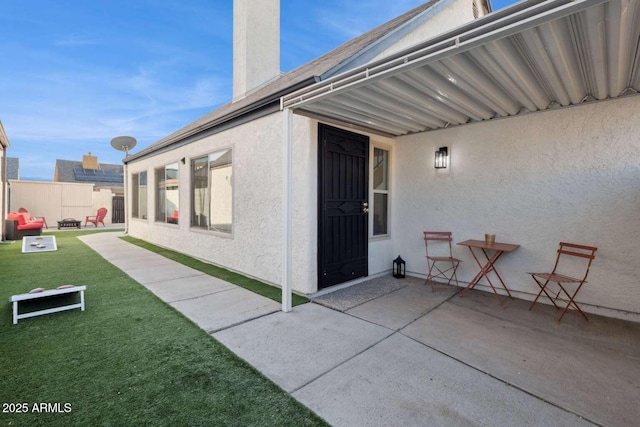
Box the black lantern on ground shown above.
[393,256,406,278]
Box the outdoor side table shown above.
[57,218,82,229]
[457,239,520,306]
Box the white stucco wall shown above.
[127,112,329,295]
[373,0,478,61]
[127,93,640,318]
[392,95,640,320]
[127,113,399,295]
[290,117,317,293]
[128,113,285,289]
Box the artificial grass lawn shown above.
[120,236,309,307]
[0,232,327,427]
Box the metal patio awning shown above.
[282,0,640,137]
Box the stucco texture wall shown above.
[374,0,476,61]
[128,113,283,289]
[127,113,322,294]
[393,95,640,319]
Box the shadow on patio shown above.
[311,276,640,427]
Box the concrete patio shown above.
[81,232,640,427]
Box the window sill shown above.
[130,217,149,222]
[189,226,234,239]
[154,221,180,228]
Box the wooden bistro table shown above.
[456,239,520,306]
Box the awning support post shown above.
[281,108,293,312]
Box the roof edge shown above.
[321,0,446,79]
[125,76,318,163]
[0,121,9,148]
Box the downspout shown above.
[281,107,293,312]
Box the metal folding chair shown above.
[528,242,597,322]
[424,231,461,292]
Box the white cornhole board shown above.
[10,285,86,324]
[22,236,58,253]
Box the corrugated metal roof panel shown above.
[284,0,640,136]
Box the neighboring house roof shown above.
[6,157,19,180]
[127,0,442,162]
[55,159,124,188]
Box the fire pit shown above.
[57,218,82,229]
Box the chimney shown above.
[82,152,99,170]
[233,0,280,101]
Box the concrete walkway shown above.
[80,232,640,427]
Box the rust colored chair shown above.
[424,231,462,292]
[85,207,108,228]
[528,242,597,322]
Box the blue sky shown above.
[1,0,518,180]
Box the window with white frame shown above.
[372,147,389,236]
[131,171,147,219]
[191,148,233,234]
[155,163,179,224]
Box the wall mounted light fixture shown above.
[181,157,186,164]
[434,146,448,169]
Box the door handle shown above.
[363,202,369,214]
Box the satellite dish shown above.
[110,136,137,156]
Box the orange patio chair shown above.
[424,231,462,292]
[85,207,108,228]
[167,210,179,224]
[528,242,597,322]
[18,207,48,229]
